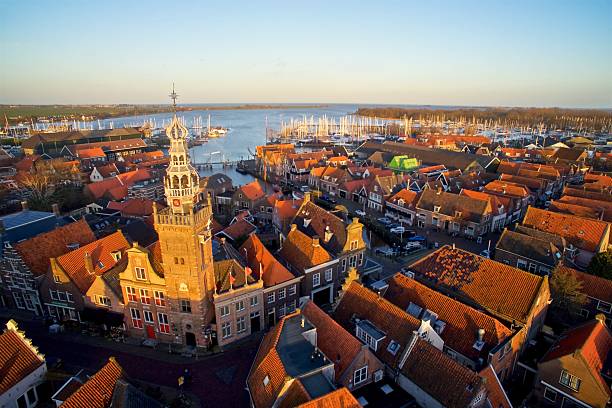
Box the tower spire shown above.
[169,83,178,111]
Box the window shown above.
[181,300,191,313]
[597,300,612,314]
[220,305,230,317]
[543,387,557,402]
[349,256,357,268]
[57,291,66,301]
[154,291,165,306]
[96,295,111,307]
[235,300,245,312]
[313,273,321,287]
[135,267,146,280]
[341,258,347,272]
[350,240,358,250]
[143,310,154,324]
[528,263,537,273]
[278,304,286,317]
[267,292,275,304]
[222,322,232,339]
[325,268,333,282]
[433,205,441,213]
[126,287,137,302]
[139,289,151,304]
[287,300,296,313]
[53,275,61,283]
[278,288,286,300]
[250,296,258,307]
[353,366,368,386]
[559,370,581,391]
[387,340,400,356]
[158,313,170,334]
[359,252,364,265]
[130,308,143,329]
[517,259,527,269]
[356,325,380,351]
[13,292,25,309]
[66,292,74,303]
[237,316,246,333]
[17,386,38,408]
[49,290,58,301]
[263,375,270,386]
[288,285,296,296]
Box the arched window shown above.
[172,176,180,189]
[181,175,188,188]
[180,258,185,265]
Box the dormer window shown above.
[559,370,581,391]
[455,211,462,218]
[355,320,386,352]
[111,251,121,262]
[433,205,441,213]
[135,267,146,281]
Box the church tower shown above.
[153,86,216,347]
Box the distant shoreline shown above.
[1,104,329,125]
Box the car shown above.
[404,241,422,250]
[375,247,396,256]
[388,223,401,229]
[407,235,426,242]
[355,209,366,217]
[321,195,337,204]
[377,217,392,225]
[300,185,310,192]
[390,226,405,234]
[480,249,491,258]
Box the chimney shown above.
[477,328,485,342]
[595,313,607,326]
[21,201,28,211]
[52,203,60,217]
[84,252,94,274]
[290,224,297,232]
[304,192,311,202]
[312,236,320,247]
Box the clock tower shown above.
[153,85,216,347]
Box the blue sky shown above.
[1,0,611,107]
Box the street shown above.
[10,317,258,408]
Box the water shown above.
[96,104,358,161]
[95,104,359,185]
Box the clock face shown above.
[173,199,181,207]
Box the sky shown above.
[1,0,611,108]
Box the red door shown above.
[146,325,156,339]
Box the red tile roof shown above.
[278,379,311,408]
[75,147,106,159]
[484,180,531,198]
[55,231,130,293]
[548,200,602,220]
[295,387,361,408]
[240,181,266,201]
[499,173,545,191]
[218,218,256,241]
[522,207,610,253]
[85,168,152,200]
[69,138,147,155]
[460,189,508,216]
[273,199,303,221]
[541,318,611,399]
[0,321,45,395]
[385,274,512,360]
[107,198,155,217]
[333,282,419,367]
[278,227,332,272]
[302,300,362,379]
[94,163,120,179]
[408,246,546,324]
[479,365,512,408]
[563,187,612,203]
[386,188,419,208]
[14,218,96,276]
[556,265,612,303]
[557,195,612,222]
[240,234,295,287]
[248,317,290,408]
[61,357,124,408]
[293,200,348,254]
[401,337,484,408]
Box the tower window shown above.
[181,300,192,313]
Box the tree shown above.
[550,266,588,321]
[18,172,55,209]
[587,250,612,280]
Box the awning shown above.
[81,307,124,327]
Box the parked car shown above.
[375,247,397,256]
[355,209,366,217]
[377,217,392,225]
[390,226,405,234]
[300,185,310,192]
[407,235,426,242]
[404,241,422,250]
[321,195,337,204]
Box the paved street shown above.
[9,316,258,408]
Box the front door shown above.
[312,286,332,306]
[250,312,261,333]
[267,310,275,328]
[146,325,156,339]
[185,332,196,347]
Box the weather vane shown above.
[169,83,178,110]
